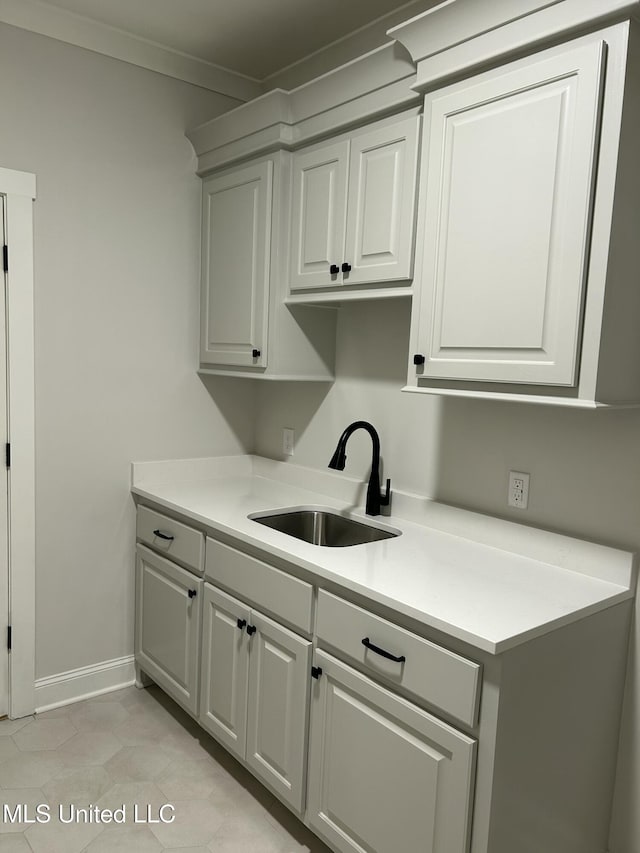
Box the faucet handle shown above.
[380,478,391,507]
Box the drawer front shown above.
[316,590,481,727]
[206,537,313,634]
[137,506,204,575]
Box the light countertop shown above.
[131,455,636,655]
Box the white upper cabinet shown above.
[199,153,336,381]
[201,160,271,368]
[289,114,420,296]
[289,140,349,291]
[413,40,604,386]
[407,21,640,406]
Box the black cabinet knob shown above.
[311,666,323,680]
[252,349,261,358]
[236,618,246,631]
[341,262,352,273]
[329,264,340,275]
[246,624,257,636]
[413,354,425,366]
[188,589,197,599]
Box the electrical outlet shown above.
[283,428,295,456]
[508,471,530,509]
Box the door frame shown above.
[1,166,36,718]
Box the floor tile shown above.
[0,788,48,834]
[95,781,169,827]
[105,745,172,783]
[0,834,32,852]
[148,799,227,848]
[84,824,163,852]
[0,750,66,788]
[58,731,122,766]
[13,718,77,751]
[1,686,332,853]
[0,719,32,737]
[42,765,112,808]
[69,701,129,733]
[0,738,19,764]
[156,758,226,802]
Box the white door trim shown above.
[1,166,36,718]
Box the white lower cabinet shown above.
[135,544,202,716]
[199,582,312,813]
[306,650,476,853]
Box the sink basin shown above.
[249,508,400,547]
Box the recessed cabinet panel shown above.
[345,116,419,285]
[416,41,605,385]
[201,160,272,367]
[290,141,349,290]
[246,610,312,813]
[307,651,475,853]
[135,546,201,716]
[199,584,250,759]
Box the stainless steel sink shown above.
[249,508,400,547]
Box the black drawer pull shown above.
[188,589,197,599]
[362,637,406,663]
[237,618,246,631]
[153,529,174,541]
[246,624,257,636]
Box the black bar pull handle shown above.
[362,637,405,663]
[153,529,175,541]
[237,618,246,631]
[188,589,197,599]
[246,624,257,636]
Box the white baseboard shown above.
[34,655,136,713]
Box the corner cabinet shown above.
[199,152,336,381]
[288,114,421,299]
[407,22,640,406]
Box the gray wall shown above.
[255,299,640,852]
[0,23,253,680]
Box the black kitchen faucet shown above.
[328,421,391,516]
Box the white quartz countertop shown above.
[131,456,636,655]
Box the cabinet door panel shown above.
[345,116,419,285]
[417,41,605,385]
[246,610,312,813]
[199,584,250,759]
[307,651,475,853]
[201,160,271,367]
[135,546,201,716]
[290,141,349,290]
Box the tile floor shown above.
[0,685,332,853]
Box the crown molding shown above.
[187,43,419,173]
[0,0,262,102]
[389,0,640,90]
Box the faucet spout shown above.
[327,421,391,516]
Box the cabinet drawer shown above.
[316,590,481,726]
[136,506,204,575]
[205,537,313,634]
